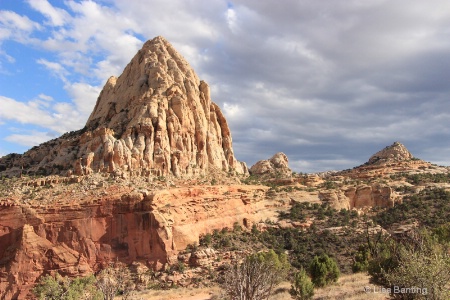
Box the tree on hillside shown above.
[289,267,314,300]
[96,262,135,300]
[370,229,450,300]
[223,250,290,300]
[309,254,340,288]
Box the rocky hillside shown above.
[0,36,247,179]
[1,35,450,299]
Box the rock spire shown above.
[0,36,247,178]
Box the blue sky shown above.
[1,0,450,173]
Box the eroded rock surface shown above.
[0,36,247,179]
[0,184,268,299]
[250,152,292,179]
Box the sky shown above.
[1,0,450,173]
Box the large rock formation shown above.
[0,184,268,299]
[0,36,247,178]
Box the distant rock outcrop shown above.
[0,36,247,178]
[367,141,413,165]
[319,183,399,210]
[338,141,431,179]
[250,152,292,178]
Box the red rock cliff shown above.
[0,184,267,299]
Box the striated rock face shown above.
[344,184,398,208]
[367,142,413,165]
[0,184,267,299]
[250,153,292,178]
[319,183,399,210]
[0,36,247,178]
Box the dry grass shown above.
[120,285,223,300]
[118,273,388,300]
[311,273,388,300]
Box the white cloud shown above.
[65,82,101,117]
[0,96,56,128]
[0,83,99,137]
[37,58,68,82]
[5,131,54,147]
[0,10,41,32]
[26,0,70,27]
[38,94,53,101]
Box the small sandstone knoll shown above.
[367,141,413,165]
[0,36,247,179]
[250,152,292,179]
[341,141,432,178]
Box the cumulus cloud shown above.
[0,82,98,138]
[5,131,56,147]
[26,0,70,27]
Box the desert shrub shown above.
[366,237,402,286]
[309,254,340,287]
[96,262,135,300]
[33,274,102,300]
[200,233,213,247]
[223,250,290,300]
[352,245,370,273]
[289,268,314,300]
[384,243,450,299]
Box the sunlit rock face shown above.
[0,36,247,179]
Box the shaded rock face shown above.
[367,142,413,165]
[250,152,292,178]
[0,185,267,299]
[0,36,247,178]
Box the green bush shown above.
[290,268,314,300]
[352,245,370,273]
[384,244,450,299]
[309,254,340,287]
[33,274,102,300]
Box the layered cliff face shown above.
[319,184,398,210]
[0,183,268,299]
[0,36,247,178]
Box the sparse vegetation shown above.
[33,274,102,300]
[223,250,290,300]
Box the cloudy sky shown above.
[1,0,450,173]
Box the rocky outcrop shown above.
[0,184,267,299]
[250,153,292,179]
[338,142,431,179]
[345,184,398,208]
[319,184,399,209]
[368,142,413,165]
[0,36,247,179]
